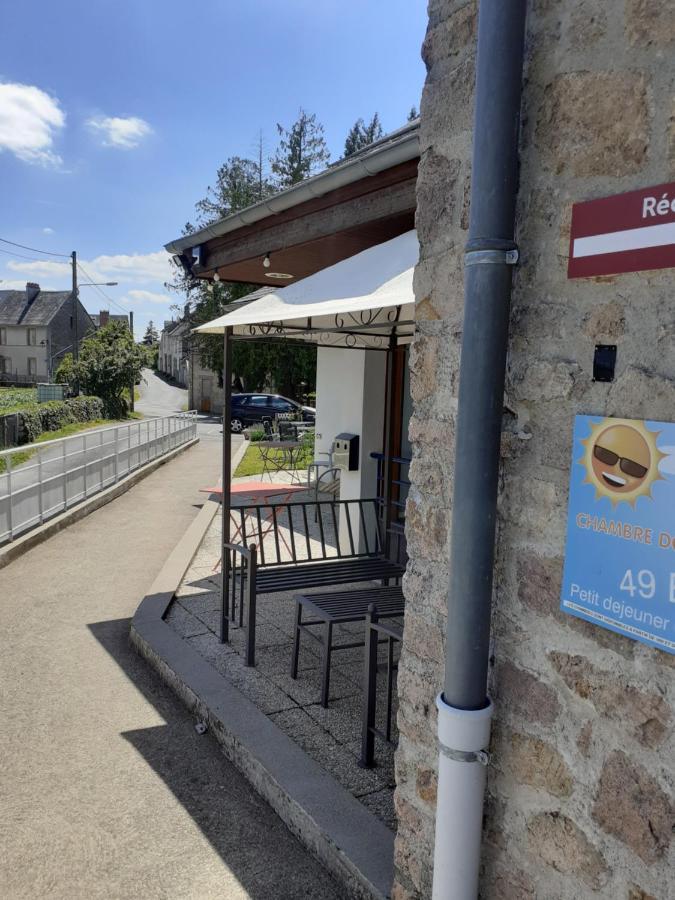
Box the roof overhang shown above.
[166,123,419,288]
[166,122,419,256]
[195,231,418,351]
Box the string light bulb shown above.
[263,253,271,269]
[213,272,220,282]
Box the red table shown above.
[201,481,307,566]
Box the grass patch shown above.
[0,418,126,473]
[0,387,37,414]
[234,443,312,478]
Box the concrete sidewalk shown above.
[0,438,344,899]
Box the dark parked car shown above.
[230,393,315,433]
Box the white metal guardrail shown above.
[0,411,197,545]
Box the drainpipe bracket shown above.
[464,247,519,267]
[439,744,491,766]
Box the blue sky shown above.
[0,0,426,339]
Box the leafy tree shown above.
[407,106,418,121]
[186,281,316,399]
[143,321,159,345]
[271,109,330,187]
[55,322,146,418]
[344,113,383,157]
[54,353,75,387]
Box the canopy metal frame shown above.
[219,308,409,647]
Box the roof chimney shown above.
[26,283,40,302]
[99,309,109,327]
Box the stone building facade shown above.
[396,2,674,898]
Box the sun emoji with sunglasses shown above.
[580,418,666,507]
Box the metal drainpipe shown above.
[431,2,527,899]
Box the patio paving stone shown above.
[166,502,400,831]
[164,602,210,638]
[301,740,388,796]
[175,591,220,617]
[268,708,335,753]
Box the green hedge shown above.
[18,396,105,444]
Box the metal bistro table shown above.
[257,440,305,484]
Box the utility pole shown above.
[129,310,135,413]
[71,250,79,395]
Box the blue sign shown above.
[561,415,675,654]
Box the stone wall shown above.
[395,1,674,898]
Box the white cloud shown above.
[86,115,152,149]
[126,289,173,305]
[7,249,172,285]
[42,227,54,235]
[0,82,65,167]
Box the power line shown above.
[0,240,131,319]
[0,245,68,263]
[0,236,70,258]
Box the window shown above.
[27,327,37,346]
[28,358,37,376]
[271,397,295,413]
[248,396,272,407]
[0,328,5,345]
[0,357,11,374]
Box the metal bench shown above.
[221,497,405,666]
[291,586,405,707]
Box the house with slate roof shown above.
[0,282,95,384]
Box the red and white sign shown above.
[568,181,675,278]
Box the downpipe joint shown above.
[431,693,494,900]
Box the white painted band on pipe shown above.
[431,693,493,900]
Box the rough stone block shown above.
[516,552,563,617]
[628,886,657,900]
[393,794,434,896]
[401,611,444,667]
[569,1,608,47]
[592,751,672,863]
[607,366,675,422]
[548,651,671,748]
[509,359,582,402]
[582,299,626,340]
[488,864,536,900]
[499,729,574,797]
[496,660,561,726]
[415,151,461,251]
[625,0,675,46]
[535,72,649,177]
[526,812,609,889]
[415,767,438,807]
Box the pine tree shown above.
[195,155,275,226]
[343,113,383,158]
[271,109,331,187]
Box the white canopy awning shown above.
[195,230,418,349]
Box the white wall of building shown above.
[0,325,49,378]
[314,345,386,549]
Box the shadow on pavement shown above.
[88,617,346,900]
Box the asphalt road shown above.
[0,437,343,899]
[136,368,188,419]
